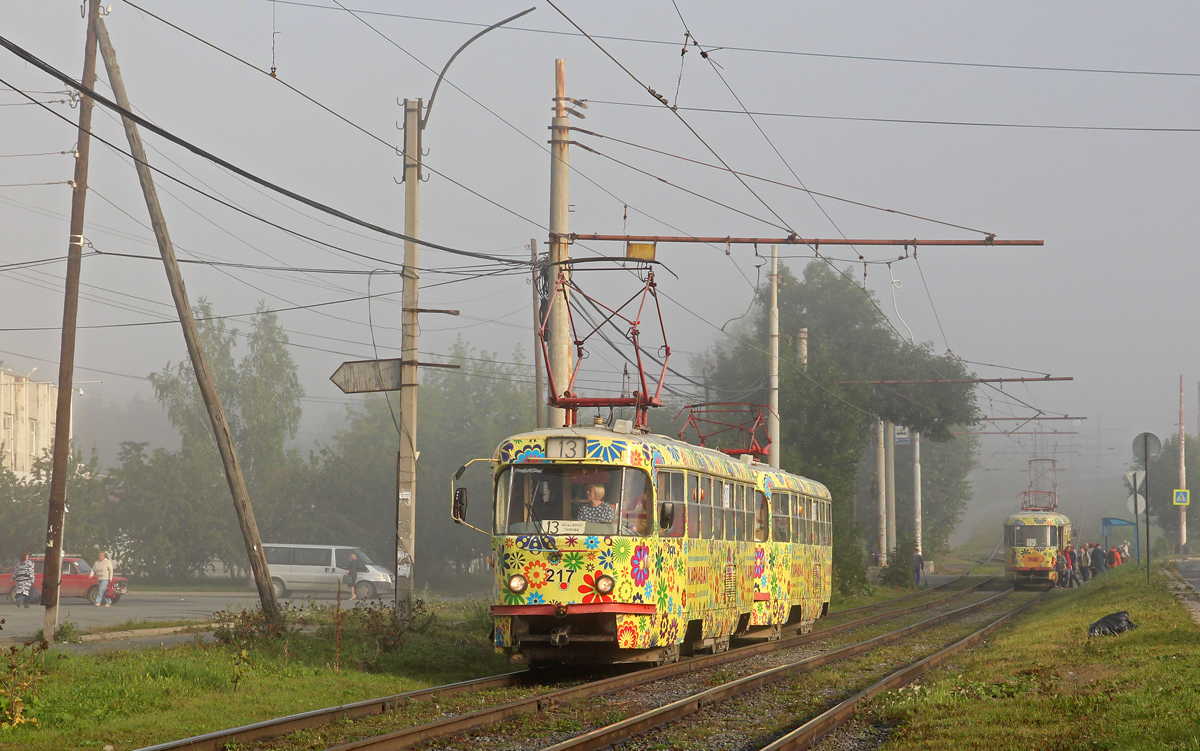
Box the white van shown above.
[263,544,393,600]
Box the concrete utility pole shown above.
[43,0,100,641]
[548,59,572,427]
[532,239,545,428]
[94,16,281,627]
[885,421,896,554]
[798,328,808,369]
[1181,375,1187,553]
[876,420,887,566]
[913,431,923,555]
[397,97,422,610]
[768,245,780,469]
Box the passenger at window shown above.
[575,483,615,523]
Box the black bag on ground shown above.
[1088,610,1137,637]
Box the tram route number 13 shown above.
[547,437,585,459]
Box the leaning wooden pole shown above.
[94,16,281,628]
[43,0,100,642]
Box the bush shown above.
[879,534,919,588]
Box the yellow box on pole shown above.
[626,242,656,261]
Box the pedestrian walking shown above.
[12,551,34,608]
[1054,550,1067,588]
[912,550,924,587]
[92,550,115,607]
[1079,545,1091,583]
[1067,546,1080,587]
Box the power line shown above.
[0,40,529,267]
[589,99,1200,133]
[260,2,1200,80]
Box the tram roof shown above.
[1005,510,1072,526]
[493,425,831,500]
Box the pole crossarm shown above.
[571,234,1043,247]
[839,377,1072,385]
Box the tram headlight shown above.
[508,574,528,594]
[595,575,615,595]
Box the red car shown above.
[1,555,128,605]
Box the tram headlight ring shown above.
[595,575,615,595]
[508,574,528,594]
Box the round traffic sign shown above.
[1127,493,1146,516]
[1133,432,1161,459]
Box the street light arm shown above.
[423,6,535,129]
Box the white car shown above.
[262,544,393,600]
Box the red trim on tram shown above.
[753,592,771,601]
[491,603,657,616]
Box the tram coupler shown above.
[550,626,572,646]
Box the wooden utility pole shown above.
[532,239,545,428]
[548,59,571,428]
[913,431,922,555]
[43,0,100,641]
[95,15,281,628]
[396,98,422,611]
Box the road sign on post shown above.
[330,359,404,394]
[894,425,910,445]
[1175,489,1190,506]
[1127,493,1146,516]
[1126,469,1145,492]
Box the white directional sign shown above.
[1127,493,1146,516]
[330,359,404,394]
[1125,469,1145,492]
[1174,489,1190,506]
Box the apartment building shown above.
[0,370,66,479]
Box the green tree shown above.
[120,300,309,578]
[1137,433,1200,550]
[702,261,979,594]
[308,339,534,586]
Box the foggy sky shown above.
[4,1,1199,529]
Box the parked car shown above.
[262,544,393,600]
[0,555,129,605]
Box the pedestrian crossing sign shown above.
[1174,489,1190,506]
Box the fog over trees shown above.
[2,266,983,592]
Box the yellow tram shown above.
[1003,511,1073,590]
[1004,459,1072,590]
[454,421,833,665]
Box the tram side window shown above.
[710,479,720,537]
[687,474,701,538]
[729,482,739,535]
[823,501,832,545]
[791,494,805,544]
[656,470,686,537]
[753,490,769,541]
[773,493,791,543]
[805,497,815,545]
[699,476,714,538]
[723,482,736,540]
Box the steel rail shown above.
[322,582,998,750]
[762,592,1046,750]
[138,578,990,751]
[824,574,970,619]
[133,671,532,751]
[537,589,1014,751]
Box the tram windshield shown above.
[495,466,651,537]
[1007,524,1058,548]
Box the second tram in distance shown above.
[461,420,833,666]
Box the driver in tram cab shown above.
[575,483,616,523]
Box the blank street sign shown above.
[330,359,403,394]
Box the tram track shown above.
[135,578,999,751]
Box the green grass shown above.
[2,598,509,750]
[875,562,1200,750]
[829,583,928,612]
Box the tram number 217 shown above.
[546,437,585,459]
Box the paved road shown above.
[1174,557,1200,591]
[0,590,373,642]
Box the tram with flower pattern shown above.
[453,422,833,665]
